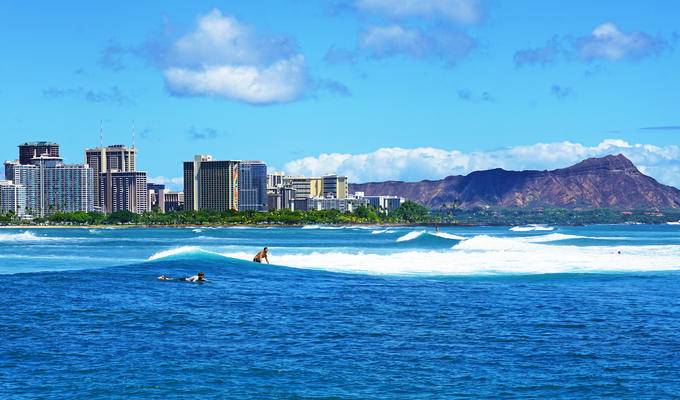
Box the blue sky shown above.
[1,0,679,188]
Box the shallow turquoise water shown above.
[1,225,680,398]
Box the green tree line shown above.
[0,201,432,226]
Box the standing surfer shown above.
[253,247,270,264]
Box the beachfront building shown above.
[147,183,166,213]
[85,144,137,210]
[0,180,27,216]
[238,161,267,211]
[164,191,184,213]
[283,176,323,199]
[355,193,405,213]
[307,196,368,213]
[100,171,148,214]
[18,141,60,165]
[183,155,239,212]
[322,175,349,199]
[6,155,94,217]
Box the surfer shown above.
[158,272,206,282]
[253,247,270,264]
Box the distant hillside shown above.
[350,155,680,209]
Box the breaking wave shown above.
[396,230,466,242]
[510,225,555,232]
[146,234,680,276]
[0,231,66,242]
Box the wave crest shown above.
[396,230,465,242]
[510,225,555,232]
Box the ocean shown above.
[1,224,680,398]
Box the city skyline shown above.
[1,1,679,187]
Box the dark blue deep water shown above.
[1,225,680,398]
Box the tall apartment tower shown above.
[238,161,267,211]
[8,155,94,217]
[147,183,166,213]
[322,175,349,199]
[0,180,27,216]
[283,176,323,199]
[100,171,148,214]
[18,142,60,165]
[183,155,239,212]
[84,144,137,210]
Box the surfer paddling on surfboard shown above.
[253,247,269,264]
[158,272,206,282]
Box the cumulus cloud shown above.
[360,24,475,63]
[355,0,483,24]
[575,22,666,61]
[165,56,307,103]
[159,9,309,104]
[283,139,680,188]
[514,23,668,66]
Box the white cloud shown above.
[516,22,668,66]
[359,24,475,63]
[165,56,307,104]
[576,22,666,61]
[283,139,680,188]
[162,9,308,104]
[356,0,483,24]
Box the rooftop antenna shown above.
[99,120,104,149]
[132,120,136,149]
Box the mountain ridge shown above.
[350,154,680,209]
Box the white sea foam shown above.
[0,231,65,242]
[147,246,223,261]
[192,228,204,233]
[146,233,680,276]
[396,230,465,242]
[510,225,555,232]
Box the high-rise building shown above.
[267,187,296,211]
[164,191,184,213]
[85,145,137,210]
[184,155,239,212]
[4,160,19,183]
[238,161,267,211]
[0,180,27,216]
[283,176,323,199]
[267,172,285,189]
[322,175,348,199]
[8,155,94,217]
[100,171,148,214]
[356,194,405,212]
[147,183,166,213]
[18,141,59,165]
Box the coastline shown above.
[0,221,673,229]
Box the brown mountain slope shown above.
[349,155,680,209]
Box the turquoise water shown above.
[2,225,680,398]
